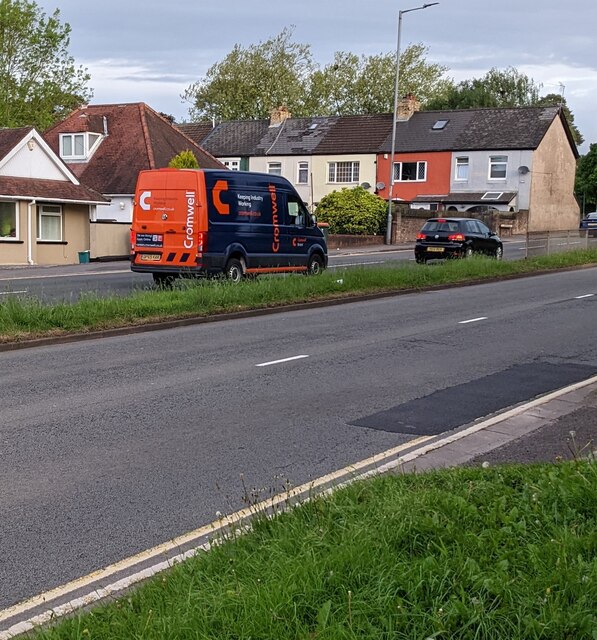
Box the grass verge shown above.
[34,460,596,639]
[2,249,597,343]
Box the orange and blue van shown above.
[130,168,327,284]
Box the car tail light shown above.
[416,233,426,240]
[436,218,446,223]
[448,233,465,241]
[130,228,135,248]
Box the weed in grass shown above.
[33,461,596,640]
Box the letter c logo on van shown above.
[139,191,151,211]
[213,180,230,215]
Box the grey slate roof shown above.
[313,114,393,154]
[255,117,338,156]
[413,192,517,204]
[199,120,270,157]
[177,122,215,145]
[380,106,563,153]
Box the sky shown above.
[38,0,596,152]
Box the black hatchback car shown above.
[415,217,503,263]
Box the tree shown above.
[315,187,387,235]
[183,27,315,121]
[168,150,199,169]
[535,94,583,146]
[308,44,451,115]
[426,66,542,110]
[184,29,451,120]
[0,0,92,129]
[575,143,597,212]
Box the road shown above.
[0,239,527,303]
[1,265,596,613]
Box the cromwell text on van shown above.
[130,168,327,285]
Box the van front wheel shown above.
[225,258,244,283]
[306,254,324,276]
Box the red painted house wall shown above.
[376,151,451,202]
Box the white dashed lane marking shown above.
[458,317,488,324]
[256,355,309,367]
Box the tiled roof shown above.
[44,103,224,195]
[255,117,339,156]
[413,191,517,204]
[177,122,215,145]
[0,176,107,203]
[313,114,393,154]
[380,106,562,153]
[0,127,32,161]
[199,119,270,157]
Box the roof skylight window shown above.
[432,119,449,130]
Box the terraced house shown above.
[181,99,579,236]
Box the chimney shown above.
[269,105,291,127]
[396,93,420,121]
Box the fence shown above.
[526,230,597,258]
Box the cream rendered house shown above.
[0,127,107,266]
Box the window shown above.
[0,201,17,239]
[287,194,312,227]
[393,161,427,182]
[223,159,240,171]
[59,132,102,160]
[297,162,309,184]
[268,162,282,175]
[482,191,503,200]
[38,205,62,241]
[489,155,508,179]
[455,157,469,181]
[432,119,449,130]
[328,161,359,183]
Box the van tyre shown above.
[306,253,324,275]
[225,258,244,283]
[494,246,503,260]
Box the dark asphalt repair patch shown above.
[351,362,597,436]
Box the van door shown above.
[285,193,321,267]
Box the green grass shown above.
[34,461,596,639]
[2,249,597,343]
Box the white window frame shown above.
[37,204,63,242]
[455,156,469,181]
[297,161,309,184]
[222,158,241,171]
[267,162,282,175]
[59,132,102,161]
[328,161,360,184]
[393,160,427,182]
[0,200,18,240]
[489,155,508,180]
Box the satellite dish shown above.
[360,182,371,189]
[518,165,529,175]
[376,182,385,190]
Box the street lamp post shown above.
[385,2,439,245]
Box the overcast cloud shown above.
[39,0,596,151]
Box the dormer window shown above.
[60,132,102,160]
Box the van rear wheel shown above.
[225,258,244,283]
[306,253,324,275]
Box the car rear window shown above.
[422,220,461,232]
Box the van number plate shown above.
[140,253,161,262]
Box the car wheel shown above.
[225,258,244,283]
[415,255,427,264]
[464,246,474,259]
[494,245,503,260]
[306,253,324,275]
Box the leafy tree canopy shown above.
[168,150,199,169]
[184,28,451,120]
[0,0,92,129]
[575,143,597,210]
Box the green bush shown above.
[168,150,199,169]
[315,187,387,235]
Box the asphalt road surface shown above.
[0,239,527,303]
[1,266,596,611]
